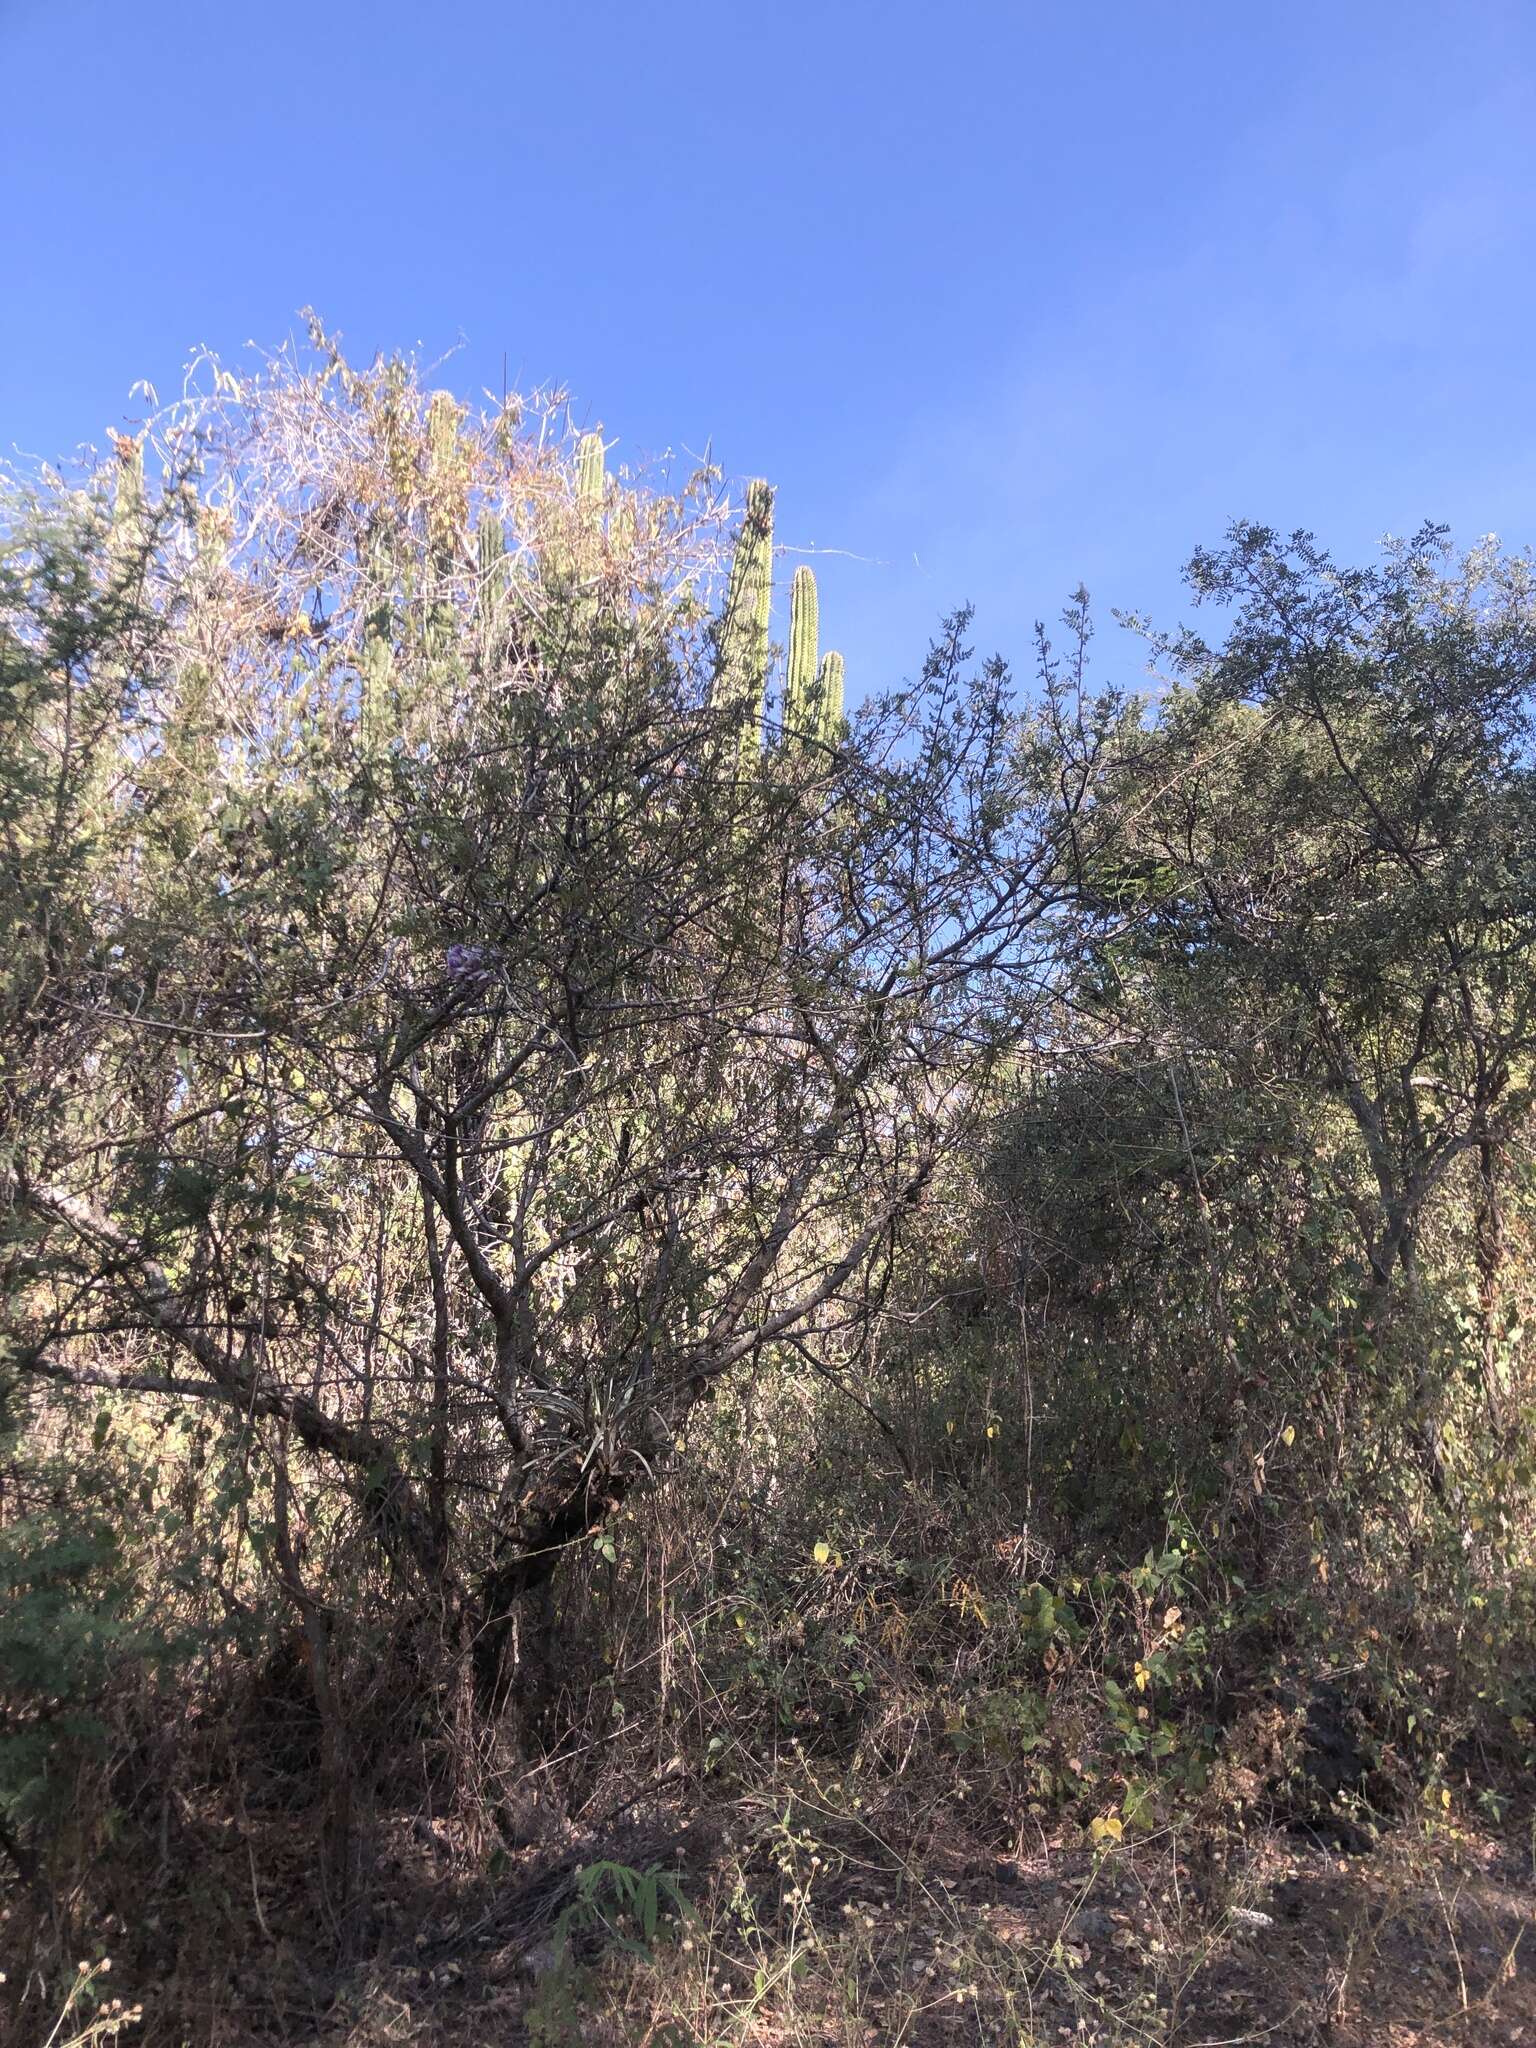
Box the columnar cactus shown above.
[576,432,605,514]
[427,389,460,468]
[424,391,468,656]
[541,432,607,605]
[477,515,508,643]
[360,523,396,747]
[784,565,819,744]
[714,478,774,760]
[816,651,845,747]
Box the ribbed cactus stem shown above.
[784,565,819,744]
[424,393,467,660]
[716,478,774,760]
[816,651,845,747]
[195,500,230,573]
[360,522,395,747]
[576,432,605,512]
[477,516,508,638]
[610,489,636,557]
[478,514,506,576]
[541,433,607,604]
[427,390,460,470]
[361,609,394,743]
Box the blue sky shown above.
[5,0,1535,699]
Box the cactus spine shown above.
[715,478,774,760]
[784,565,819,745]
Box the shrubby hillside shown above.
[4,327,1536,2046]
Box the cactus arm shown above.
[477,515,508,647]
[784,565,820,746]
[816,651,845,749]
[576,432,606,513]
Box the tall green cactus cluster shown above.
[713,480,845,761]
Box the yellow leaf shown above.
[1088,1815,1123,1844]
[813,1541,831,1565]
[1281,1425,1296,1447]
[1134,1663,1149,1692]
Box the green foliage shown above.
[528,1859,693,2046]
[564,1857,694,1954]
[2,346,1065,1832]
[0,1519,139,1834]
[0,1490,180,1875]
[7,340,1536,2042]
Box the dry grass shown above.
[11,1726,1535,2048]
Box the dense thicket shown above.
[4,340,1535,2042]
